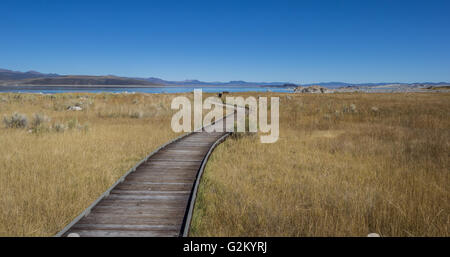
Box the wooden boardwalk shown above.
[56,107,235,237]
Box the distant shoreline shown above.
[0,84,284,89]
[0,84,168,89]
[0,84,294,94]
[0,84,448,94]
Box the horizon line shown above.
[1,67,449,85]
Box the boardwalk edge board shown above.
[181,132,231,237]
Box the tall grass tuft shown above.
[3,112,28,128]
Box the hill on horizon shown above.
[1,68,449,87]
[0,68,59,81]
[13,75,161,86]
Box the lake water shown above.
[0,85,294,94]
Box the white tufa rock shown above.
[67,106,83,111]
[367,233,381,237]
[67,233,80,237]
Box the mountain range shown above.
[1,68,449,87]
[0,68,59,81]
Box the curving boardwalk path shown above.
[56,104,236,237]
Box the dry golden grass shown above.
[0,92,181,236]
[191,92,450,237]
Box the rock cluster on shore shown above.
[294,85,331,93]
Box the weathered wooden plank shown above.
[115,182,193,191]
[124,177,197,183]
[130,168,199,174]
[125,172,195,178]
[164,145,210,149]
[131,168,199,173]
[97,199,188,206]
[124,177,196,183]
[105,194,190,200]
[110,190,191,195]
[151,152,207,157]
[67,229,179,237]
[78,215,183,225]
[91,207,186,214]
[72,223,181,231]
[79,212,186,220]
[140,162,202,167]
[150,154,207,160]
[95,204,185,211]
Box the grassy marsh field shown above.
[1,91,448,237]
[0,92,179,236]
[191,92,450,237]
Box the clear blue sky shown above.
[1,0,449,83]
